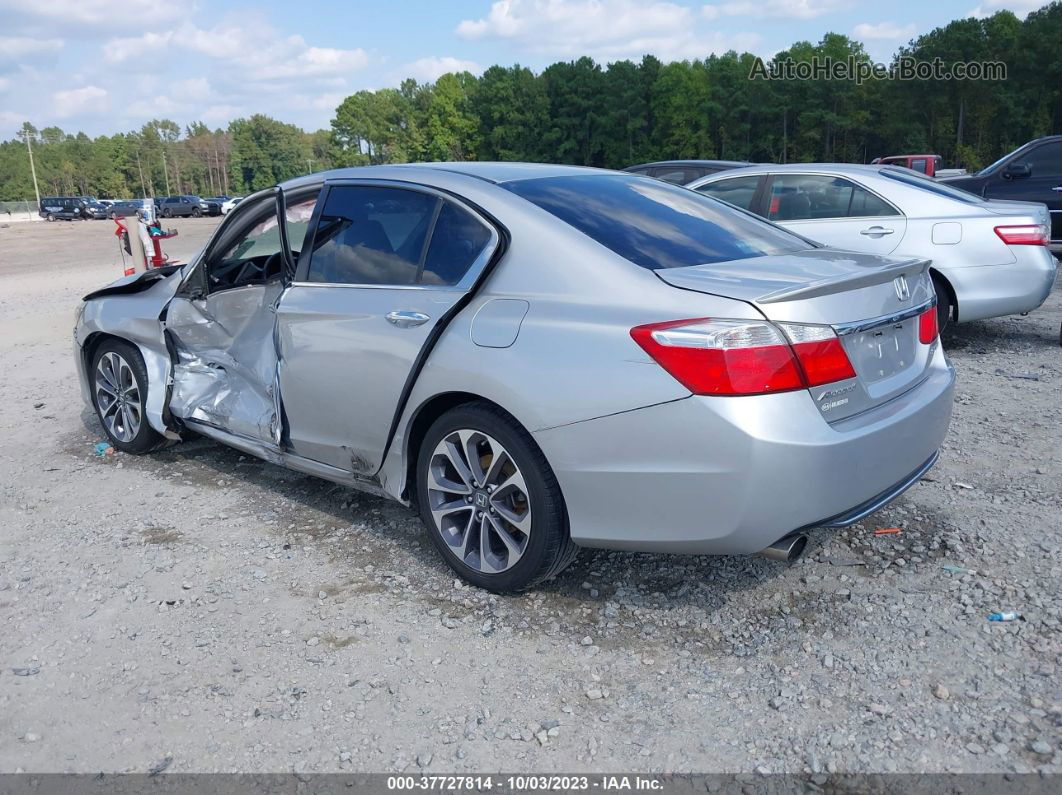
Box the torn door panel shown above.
[164,282,285,444]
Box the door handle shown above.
[860,226,894,236]
[385,310,431,328]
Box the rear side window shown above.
[422,202,492,286]
[306,186,491,286]
[880,167,984,203]
[767,175,898,221]
[504,174,810,270]
[695,175,761,211]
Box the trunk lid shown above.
[983,199,1051,226]
[655,248,937,422]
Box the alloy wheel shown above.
[426,429,531,574]
[94,351,142,443]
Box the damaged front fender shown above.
[75,267,188,439]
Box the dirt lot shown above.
[0,217,1059,775]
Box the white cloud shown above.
[456,0,761,61]
[0,36,64,60]
[404,56,483,82]
[103,21,369,82]
[853,22,917,41]
[52,85,108,117]
[710,0,851,19]
[458,0,692,52]
[0,0,187,33]
[103,31,174,63]
[0,77,9,92]
[967,0,1041,19]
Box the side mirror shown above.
[1003,162,1032,180]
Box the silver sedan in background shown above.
[687,164,1057,329]
[74,164,954,591]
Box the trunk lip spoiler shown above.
[756,257,931,304]
[832,297,935,336]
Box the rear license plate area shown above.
[843,320,916,384]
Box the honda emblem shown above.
[893,275,910,301]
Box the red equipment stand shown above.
[113,218,178,275]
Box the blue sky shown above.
[0,0,1046,137]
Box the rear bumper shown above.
[941,246,1057,323]
[534,351,954,555]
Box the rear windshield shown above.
[880,167,984,203]
[503,174,811,270]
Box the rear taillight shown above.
[918,306,938,344]
[630,318,855,397]
[994,224,1049,246]
[777,323,857,387]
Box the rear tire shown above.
[932,274,953,333]
[46,213,55,222]
[90,339,166,455]
[416,402,577,592]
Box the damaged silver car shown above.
[75,163,955,591]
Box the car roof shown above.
[695,163,896,179]
[280,162,615,190]
[624,160,751,170]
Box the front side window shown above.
[504,174,810,270]
[767,174,898,221]
[912,159,928,173]
[1023,142,1062,177]
[306,186,491,287]
[208,194,317,291]
[695,175,761,211]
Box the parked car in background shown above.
[200,197,224,216]
[38,197,85,221]
[624,159,751,185]
[108,200,148,219]
[156,195,203,217]
[688,164,1057,329]
[872,154,944,177]
[75,163,954,591]
[221,196,243,214]
[940,135,1062,247]
[82,201,112,220]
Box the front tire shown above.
[416,402,577,592]
[90,340,165,454]
[192,207,202,218]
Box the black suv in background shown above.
[156,195,204,217]
[624,159,753,185]
[941,135,1062,246]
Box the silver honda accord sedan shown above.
[74,163,955,591]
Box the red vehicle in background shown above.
[871,154,945,176]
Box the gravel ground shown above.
[0,218,1059,775]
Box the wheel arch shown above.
[401,391,523,504]
[80,330,177,438]
[930,267,958,322]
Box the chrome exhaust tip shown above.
[758,533,809,563]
